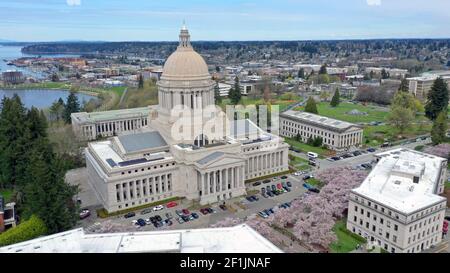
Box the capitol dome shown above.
[160,26,211,82]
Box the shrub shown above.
[0,215,47,247]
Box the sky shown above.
[0,0,449,41]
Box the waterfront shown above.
[0,88,98,109]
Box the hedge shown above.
[96,196,183,218]
[0,215,47,247]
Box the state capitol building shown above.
[76,26,290,213]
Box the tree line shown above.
[0,95,79,235]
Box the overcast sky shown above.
[1,0,449,41]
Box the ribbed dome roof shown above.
[161,26,210,82]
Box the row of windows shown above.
[282,121,336,138]
[354,196,400,220]
[354,216,398,243]
[407,225,440,245]
[354,206,399,230]
[408,203,445,222]
[408,214,441,233]
[120,162,176,175]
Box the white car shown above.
[131,220,138,225]
[153,205,164,211]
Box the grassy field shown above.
[0,189,14,203]
[329,220,367,253]
[306,178,325,188]
[294,102,389,123]
[285,138,332,157]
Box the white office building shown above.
[347,148,448,253]
[280,110,363,150]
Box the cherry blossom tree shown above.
[424,143,450,159]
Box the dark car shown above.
[206,208,214,214]
[381,142,390,148]
[283,187,291,192]
[263,179,271,184]
[182,209,190,215]
[165,212,173,219]
[267,191,274,197]
[149,216,157,223]
[175,210,184,217]
[219,204,227,211]
[262,192,268,198]
[200,208,209,215]
[155,215,162,222]
[331,156,341,161]
[252,195,259,201]
[124,212,136,219]
[165,219,173,226]
[273,190,280,196]
[191,213,199,219]
[303,175,312,180]
[342,154,352,158]
[153,221,163,228]
[367,148,376,153]
[308,188,320,193]
[246,196,254,202]
[266,186,271,192]
[361,163,372,169]
[271,184,277,191]
[252,181,261,187]
[444,216,450,221]
[181,215,190,222]
[261,187,266,194]
[353,151,362,156]
[136,218,146,227]
[264,209,272,215]
[287,181,292,187]
[281,176,288,179]
[141,208,152,215]
[309,161,317,166]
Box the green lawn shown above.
[445,181,450,190]
[294,102,389,123]
[285,138,331,157]
[0,189,14,203]
[219,96,300,113]
[329,220,367,253]
[306,178,325,188]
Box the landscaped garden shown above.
[329,220,367,253]
[285,138,333,157]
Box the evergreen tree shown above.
[229,77,242,105]
[304,97,318,114]
[319,64,328,75]
[49,98,65,122]
[330,88,340,107]
[138,74,144,89]
[381,69,389,79]
[425,77,449,120]
[298,68,305,79]
[398,79,409,92]
[431,111,448,145]
[21,138,78,233]
[214,83,222,105]
[63,92,80,124]
[27,107,48,140]
[51,73,59,82]
[0,95,29,189]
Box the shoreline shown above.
[0,86,101,97]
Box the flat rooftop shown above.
[281,110,361,132]
[0,224,282,253]
[71,106,152,124]
[352,148,447,214]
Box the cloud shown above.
[66,0,81,6]
[366,0,381,6]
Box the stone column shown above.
[200,172,205,196]
[118,183,122,202]
[139,180,144,199]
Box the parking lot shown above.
[79,173,310,233]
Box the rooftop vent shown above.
[394,180,401,185]
[409,186,414,192]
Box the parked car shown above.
[182,209,190,215]
[381,142,390,148]
[331,156,340,161]
[263,179,271,184]
[261,187,266,194]
[165,212,173,219]
[303,174,313,180]
[155,215,162,222]
[281,176,288,179]
[175,210,184,217]
[79,209,91,220]
[136,218,146,227]
[124,212,136,218]
[246,196,254,202]
[258,211,269,219]
[191,213,199,219]
[283,187,291,192]
[307,152,319,159]
[353,151,362,156]
[267,191,274,197]
[154,221,163,228]
[206,208,215,214]
[262,192,268,198]
[266,186,272,192]
[303,183,313,189]
[286,181,292,187]
[166,201,178,208]
[153,205,164,211]
[252,195,259,201]
[181,215,190,222]
[176,217,184,224]
[200,208,209,215]
[271,185,277,191]
[165,219,173,226]
[367,147,376,153]
[219,204,227,211]
[309,161,317,166]
[252,181,261,186]
[444,216,450,221]
[308,188,320,193]
[141,208,152,215]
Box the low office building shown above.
[71,106,153,140]
[347,148,448,253]
[0,224,282,253]
[407,71,450,101]
[2,70,25,84]
[280,110,363,150]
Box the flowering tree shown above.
[210,217,244,228]
[424,143,450,159]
